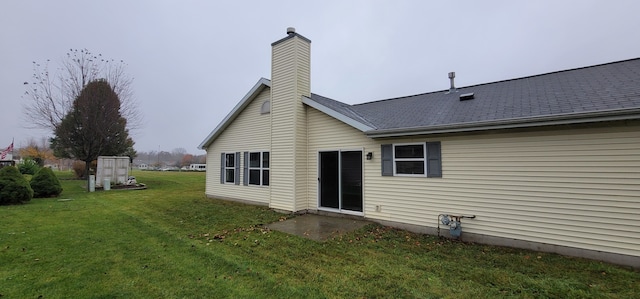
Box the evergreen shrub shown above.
[19,158,40,175]
[0,166,33,205]
[30,167,63,198]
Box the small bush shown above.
[72,161,86,178]
[0,166,34,205]
[19,158,40,175]
[72,160,96,178]
[30,167,63,198]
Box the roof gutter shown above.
[365,108,640,138]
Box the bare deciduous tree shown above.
[171,147,187,156]
[22,49,142,133]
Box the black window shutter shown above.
[235,152,240,185]
[243,152,248,186]
[426,142,442,178]
[220,152,225,184]
[381,144,393,176]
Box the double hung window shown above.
[221,151,270,186]
[381,142,441,177]
[224,153,236,183]
[248,152,269,186]
[220,152,239,184]
[394,144,426,175]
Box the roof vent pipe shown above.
[287,27,296,35]
[448,72,457,93]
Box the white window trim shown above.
[393,143,427,177]
[249,151,269,186]
[224,152,236,184]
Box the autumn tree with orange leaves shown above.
[18,138,55,167]
[180,154,194,167]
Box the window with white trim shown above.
[381,142,441,177]
[393,143,426,175]
[224,153,236,183]
[249,152,269,186]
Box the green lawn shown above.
[1,171,638,298]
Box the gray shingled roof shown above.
[309,93,377,129]
[306,58,640,137]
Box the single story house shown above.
[199,28,640,267]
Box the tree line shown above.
[13,139,205,170]
[134,149,206,168]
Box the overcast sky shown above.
[2,1,639,154]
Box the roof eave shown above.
[302,96,375,132]
[365,108,640,138]
[198,78,271,149]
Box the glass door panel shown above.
[340,151,363,212]
[319,151,339,209]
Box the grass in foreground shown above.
[1,171,638,298]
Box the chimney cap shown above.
[272,27,311,46]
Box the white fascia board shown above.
[198,78,271,149]
[302,97,374,132]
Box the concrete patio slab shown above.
[266,214,372,241]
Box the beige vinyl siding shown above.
[307,106,640,257]
[204,88,271,204]
[306,108,378,212]
[438,128,640,256]
[270,37,297,211]
[294,41,310,212]
[270,35,310,212]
